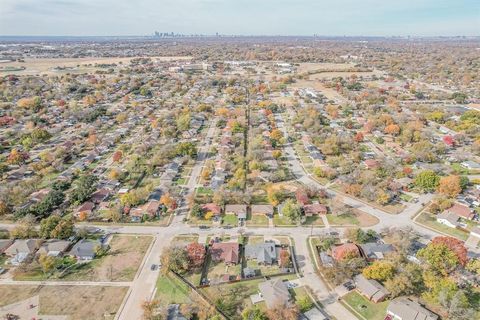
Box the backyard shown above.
[342,291,389,320]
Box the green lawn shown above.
[416,212,469,241]
[223,214,238,225]
[327,213,359,226]
[196,187,214,196]
[303,216,325,226]
[246,214,269,226]
[273,214,296,226]
[174,178,187,185]
[156,273,192,306]
[342,291,389,320]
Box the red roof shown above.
[202,203,221,215]
[364,159,379,169]
[211,242,239,264]
[332,243,360,261]
[446,203,474,220]
[304,204,328,216]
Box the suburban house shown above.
[130,200,161,222]
[225,204,247,221]
[331,243,361,261]
[0,239,13,254]
[245,242,277,265]
[210,242,239,265]
[37,240,72,257]
[68,239,102,261]
[251,204,274,218]
[75,201,95,219]
[436,211,460,228]
[443,203,474,220]
[4,239,41,265]
[354,274,389,303]
[386,298,438,320]
[258,279,291,309]
[243,267,256,278]
[202,203,222,216]
[461,160,480,170]
[359,243,395,261]
[90,188,110,203]
[303,203,328,216]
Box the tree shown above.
[345,228,377,244]
[437,175,462,198]
[160,193,176,211]
[112,150,123,162]
[70,174,98,205]
[466,258,480,275]
[141,299,162,320]
[176,142,197,158]
[50,218,74,239]
[384,124,400,135]
[417,243,459,275]
[362,261,395,281]
[190,204,204,218]
[281,199,301,223]
[354,132,364,142]
[40,215,61,238]
[384,263,423,298]
[279,249,291,268]
[186,242,206,269]
[7,148,29,165]
[272,150,282,159]
[448,290,476,320]
[431,236,468,266]
[38,253,58,275]
[296,296,314,313]
[0,200,11,216]
[10,215,38,239]
[160,246,189,274]
[414,170,440,192]
[242,306,268,320]
[266,305,299,320]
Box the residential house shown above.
[319,251,334,267]
[75,201,95,219]
[360,243,395,261]
[461,161,480,170]
[258,279,291,309]
[243,267,256,278]
[225,204,247,222]
[166,304,187,320]
[251,204,274,218]
[37,240,72,257]
[303,204,328,217]
[0,239,13,254]
[331,243,361,261]
[354,274,389,303]
[436,211,460,228]
[68,239,102,261]
[202,203,222,216]
[443,203,474,220]
[386,298,438,320]
[245,242,277,265]
[90,188,110,203]
[5,239,40,265]
[210,242,239,265]
[364,159,380,169]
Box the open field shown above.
[0,285,128,320]
[0,56,192,75]
[155,273,193,306]
[62,235,152,281]
[327,210,379,227]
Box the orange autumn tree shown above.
[437,175,462,198]
[384,124,401,135]
[432,236,468,266]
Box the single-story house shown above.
[386,297,438,320]
[90,188,110,203]
[4,239,39,257]
[354,274,389,303]
[0,239,13,254]
[331,243,361,261]
[210,242,239,265]
[258,279,291,309]
[470,227,480,238]
[37,240,72,257]
[360,243,395,261]
[75,201,95,218]
[303,204,328,216]
[319,251,334,267]
[245,242,277,265]
[243,267,256,278]
[436,211,459,228]
[461,161,480,170]
[68,239,102,261]
[225,204,247,221]
[443,203,474,220]
[251,204,274,217]
[364,159,380,169]
[202,203,222,216]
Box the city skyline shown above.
[0,0,479,36]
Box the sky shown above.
[0,0,479,36]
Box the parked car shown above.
[150,264,157,271]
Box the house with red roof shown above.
[211,242,239,265]
[303,204,328,216]
[443,203,474,220]
[331,243,361,261]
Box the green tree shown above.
[38,253,58,275]
[242,306,268,320]
[281,199,301,223]
[384,263,424,298]
[70,174,98,205]
[414,170,440,192]
[160,246,189,274]
[40,215,61,238]
[176,142,197,158]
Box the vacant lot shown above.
[0,285,128,320]
[327,210,379,227]
[63,235,152,281]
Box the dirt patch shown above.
[0,285,128,320]
[355,210,380,227]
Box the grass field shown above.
[273,214,296,226]
[155,273,192,306]
[342,291,389,320]
[246,214,269,226]
[0,285,128,320]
